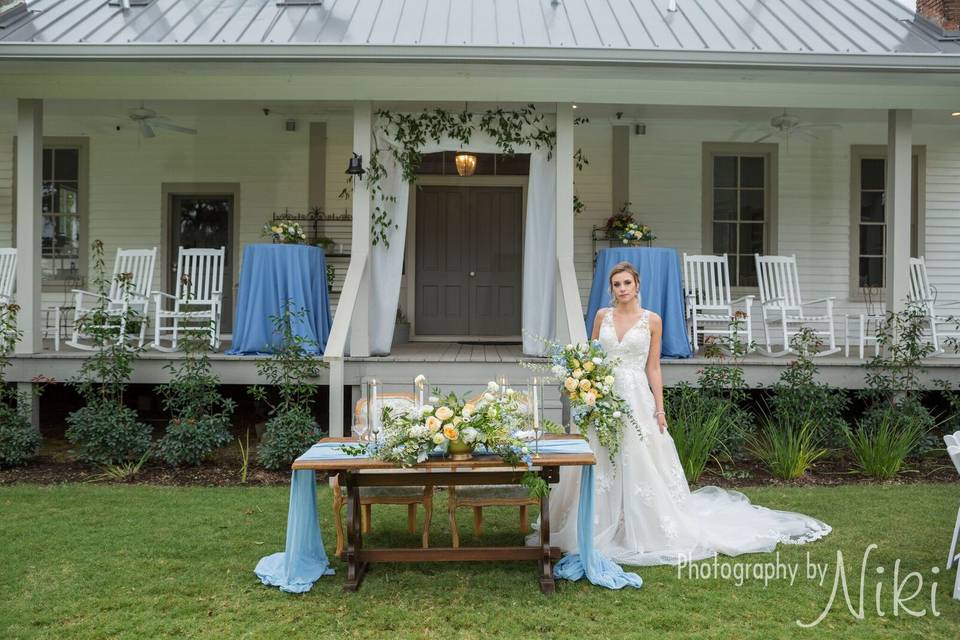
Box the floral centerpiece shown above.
[619,222,655,246]
[604,203,655,246]
[262,220,307,244]
[343,380,548,495]
[549,340,639,462]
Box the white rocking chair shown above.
[0,248,16,304]
[682,253,754,353]
[151,247,225,352]
[908,257,960,355]
[66,247,157,350]
[754,254,839,357]
[945,432,960,571]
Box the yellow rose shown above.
[435,406,454,421]
[564,377,578,392]
[443,424,460,441]
[426,416,442,432]
[568,391,578,401]
[271,225,281,233]
[579,379,592,392]
[572,369,584,379]
[583,361,595,372]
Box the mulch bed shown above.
[1,446,955,488]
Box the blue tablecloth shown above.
[226,244,332,355]
[586,247,692,359]
[255,439,642,593]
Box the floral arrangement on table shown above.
[549,340,639,463]
[604,203,655,246]
[343,379,548,495]
[262,220,307,244]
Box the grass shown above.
[2,482,960,639]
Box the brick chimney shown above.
[918,0,960,31]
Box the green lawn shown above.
[2,482,959,639]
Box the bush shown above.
[157,415,232,467]
[0,401,39,467]
[257,407,322,471]
[745,412,827,480]
[665,383,730,482]
[845,408,929,480]
[65,401,152,466]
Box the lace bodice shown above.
[598,308,650,371]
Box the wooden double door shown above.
[415,186,523,338]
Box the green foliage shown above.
[844,408,929,480]
[257,407,322,471]
[665,383,730,482]
[0,302,40,468]
[237,429,251,483]
[67,240,151,463]
[695,315,755,456]
[65,402,152,466]
[156,308,235,467]
[745,412,827,481]
[87,450,150,483]
[768,328,849,450]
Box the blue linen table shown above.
[226,243,332,355]
[255,438,641,594]
[586,247,692,358]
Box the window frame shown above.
[12,136,89,292]
[848,145,925,302]
[701,142,779,296]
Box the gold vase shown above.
[447,438,474,461]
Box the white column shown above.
[348,101,372,357]
[555,103,588,344]
[885,109,912,314]
[15,99,42,354]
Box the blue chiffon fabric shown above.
[586,247,692,358]
[255,439,641,592]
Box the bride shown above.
[540,261,832,566]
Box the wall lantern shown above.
[345,152,365,176]
[454,151,477,177]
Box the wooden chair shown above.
[447,391,538,548]
[66,247,157,350]
[0,248,16,304]
[682,253,754,353]
[754,254,839,357]
[151,247,225,351]
[332,393,434,556]
[909,257,960,355]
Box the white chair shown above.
[151,247,225,352]
[0,248,16,304]
[909,257,960,355]
[682,253,754,353]
[945,432,960,571]
[66,247,157,350]
[754,254,839,357]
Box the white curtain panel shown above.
[366,122,557,356]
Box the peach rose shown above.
[435,406,454,421]
[426,416,442,432]
[443,424,460,440]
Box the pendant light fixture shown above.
[454,101,477,177]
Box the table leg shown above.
[538,469,556,596]
[344,474,368,592]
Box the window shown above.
[849,146,924,296]
[702,144,778,289]
[42,146,83,283]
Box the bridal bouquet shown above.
[346,381,533,468]
[549,340,638,462]
[263,220,307,244]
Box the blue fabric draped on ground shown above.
[586,247,692,358]
[226,244,332,355]
[255,439,641,592]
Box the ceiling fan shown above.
[732,110,841,144]
[127,106,197,138]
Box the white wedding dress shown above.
[540,308,832,566]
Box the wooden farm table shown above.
[292,436,596,595]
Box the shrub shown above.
[65,401,152,466]
[745,411,827,480]
[697,315,755,458]
[158,415,233,467]
[257,407,323,471]
[0,303,41,467]
[845,408,928,480]
[665,384,730,483]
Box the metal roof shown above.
[1,0,959,68]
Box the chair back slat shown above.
[0,248,17,300]
[907,257,938,316]
[683,253,731,309]
[109,248,157,302]
[174,247,225,305]
[947,444,960,476]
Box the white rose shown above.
[487,381,500,393]
[592,357,603,365]
[435,406,454,421]
[604,376,615,385]
[432,432,445,445]
[612,411,622,419]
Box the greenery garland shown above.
[361,105,587,247]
